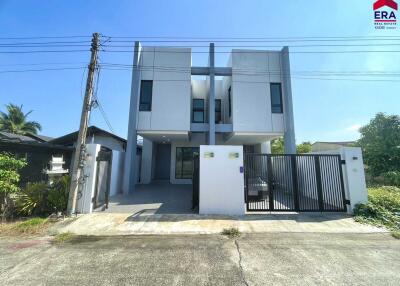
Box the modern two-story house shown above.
[122,43,296,193]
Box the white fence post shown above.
[339,147,368,214]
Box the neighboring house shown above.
[0,131,72,185]
[311,141,356,152]
[50,125,141,197]
[0,127,139,204]
[50,125,127,152]
[123,44,296,192]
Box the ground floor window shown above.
[175,147,199,179]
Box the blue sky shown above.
[0,0,399,143]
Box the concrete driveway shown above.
[99,182,193,214]
[1,233,399,285]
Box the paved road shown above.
[0,233,399,285]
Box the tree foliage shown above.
[0,153,26,195]
[0,103,42,135]
[296,142,312,154]
[271,138,312,154]
[358,113,400,176]
[0,153,26,220]
[271,137,284,154]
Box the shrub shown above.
[47,175,70,213]
[16,182,49,216]
[354,186,400,233]
[16,175,71,216]
[381,171,400,187]
[0,153,26,221]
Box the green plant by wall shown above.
[47,175,70,213]
[354,186,400,235]
[16,182,49,216]
[0,153,27,221]
[16,175,71,216]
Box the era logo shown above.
[374,0,398,22]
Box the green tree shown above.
[296,141,312,154]
[0,104,42,135]
[271,137,284,154]
[358,113,400,176]
[0,153,26,221]
[271,138,312,154]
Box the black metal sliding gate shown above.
[244,154,347,212]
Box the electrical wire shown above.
[0,66,86,73]
[91,65,115,133]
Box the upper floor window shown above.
[270,83,283,113]
[228,86,232,117]
[192,99,204,123]
[139,80,153,111]
[215,99,222,123]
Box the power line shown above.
[0,36,91,40]
[101,35,400,39]
[97,66,400,82]
[0,61,87,67]
[0,40,91,46]
[100,35,400,42]
[0,50,89,54]
[91,66,115,133]
[98,64,400,76]
[0,66,85,73]
[98,43,400,49]
[101,49,400,54]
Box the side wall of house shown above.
[137,47,192,133]
[231,50,285,134]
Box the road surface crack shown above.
[234,239,250,286]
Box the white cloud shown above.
[345,124,362,132]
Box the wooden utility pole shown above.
[67,32,100,215]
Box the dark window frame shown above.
[192,99,205,123]
[175,147,199,179]
[215,99,222,123]
[228,86,232,117]
[270,83,283,114]
[139,80,153,111]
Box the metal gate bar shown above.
[245,154,347,212]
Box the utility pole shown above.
[67,32,100,215]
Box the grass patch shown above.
[391,231,400,239]
[17,217,47,229]
[354,186,400,236]
[0,217,51,236]
[221,227,241,238]
[53,232,76,243]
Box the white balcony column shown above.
[281,46,296,154]
[261,141,272,154]
[123,41,141,194]
[208,43,216,145]
[140,138,153,184]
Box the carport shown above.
[99,182,194,214]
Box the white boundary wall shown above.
[76,144,101,214]
[76,145,128,214]
[199,145,245,215]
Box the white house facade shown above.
[122,43,296,193]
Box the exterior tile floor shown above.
[98,182,194,215]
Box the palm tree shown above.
[0,104,42,135]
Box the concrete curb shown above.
[52,213,388,236]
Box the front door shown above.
[155,143,171,180]
[93,148,112,210]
